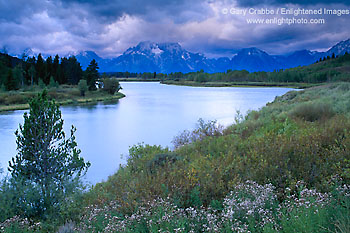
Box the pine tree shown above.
[45,56,53,85]
[5,69,17,91]
[35,53,45,84]
[52,55,60,83]
[9,90,90,218]
[66,56,83,85]
[85,59,99,91]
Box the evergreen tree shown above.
[52,55,60,83]
[58,57,68,84]
[8,91,90,218]
[85,59,99,91]
[13,65,24,88]
[66,56,83,85]
[45,56,53,85]
[0,56,10,86]
[35,54,45,84]
[28,65,36,86]
[25,56,36,85]
[5,69,17,91]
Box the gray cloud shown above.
[0,0,349,59]
[57,0,210,23]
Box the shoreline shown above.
[161,80,319,89]
[116,78,161,82]
[0,92,125,112]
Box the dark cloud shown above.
[0,0,349,58]
[0,0,49,23]
[57,0,209,23]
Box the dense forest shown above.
[0,53,99,91]
[0,53,125,112]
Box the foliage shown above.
[102,77,122,95]
[48,76,59,89]
[0,52,86,90]
[290,101,335,122]
[8,90,90,220]
[78,79,88,96]
[84,83,350,218]
[172,118,224,148]
[5,69,17,91]
[38,78,45,89]
[85,59,99,91]
[2,67,350,231]
[146,153,181,174]
[160,52,350,85]
[74,180,349,232]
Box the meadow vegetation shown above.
[1,82,350,232]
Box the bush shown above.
[147,153,181,173]
[102,78,121,95]
[172,118,223,148]
[38,78,45,89]
[77,79,88,96]
[290,102,335,122]
[48,76,59,89]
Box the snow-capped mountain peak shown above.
[26,38,350,73]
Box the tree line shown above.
[129,52,350,84]
[163,52,350,83]
[0,53,100,91]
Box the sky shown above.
[1,0,350,58]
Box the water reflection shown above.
[0,82,293,183]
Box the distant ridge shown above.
[18,39,350,73]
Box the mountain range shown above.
[21,39,350,73]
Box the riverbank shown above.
[0,87,125,112]
[1,82,350,232]
[80,82,350,232]
[116,78,161,82]
[161,80,319,88]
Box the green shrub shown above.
[102,78,121,95]
[172,118,223,148]
[38,78,45,89]
[78,79,88,96]
[290,102,335,122]
[48,76,59,89]
[80,83,350,231]
[147,153,181,173]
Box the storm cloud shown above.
[1,0,350,58]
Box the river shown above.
[0,82,293,184]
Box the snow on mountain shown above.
[106,41,215,73]
[231,47,284,72]
[20,38,350,73]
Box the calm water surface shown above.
[0,82,293,183]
